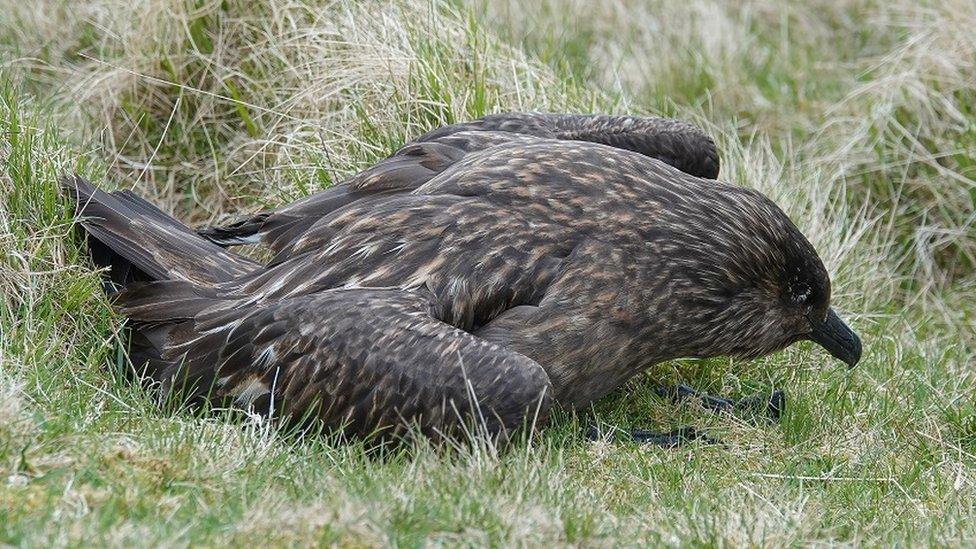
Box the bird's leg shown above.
[582,385,786,447]
[628,426,721,447]
[584,424,721,447]
[654,384,734,412]
[654,384,785,421]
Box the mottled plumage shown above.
[198,112,720,257]
[63,112,860,442]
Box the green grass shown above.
[1,0,974,545]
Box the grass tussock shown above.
[3,0,592,222]
[0,0,974,544]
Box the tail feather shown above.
[115,280,242,400]
[61,175,259,287]
[115,280,220,323]
[61,176,256,389]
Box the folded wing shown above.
[122,283,553,440]
[199,112,720,253]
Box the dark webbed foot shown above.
[583,386,783,447]
[654,384,785,421]
[627,426,721,447]
[584,425,721,447]
[735,389,785,421]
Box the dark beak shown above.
[807,308,862,368]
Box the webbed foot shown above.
[654,384,784,421]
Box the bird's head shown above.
[654,184,862,368]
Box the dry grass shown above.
[3,0,589,221]
[1,0,974,545]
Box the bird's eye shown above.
[791,283,812,305]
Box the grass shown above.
[0,0,974,545]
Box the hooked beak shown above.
[807,308,862,368]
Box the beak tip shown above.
[810,308,862,369]
[844,334,862,368]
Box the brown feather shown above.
[64,114,852,443]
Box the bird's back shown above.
[200,112,721,256]
[221,139,734,335]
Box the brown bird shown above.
[63,112,861,444]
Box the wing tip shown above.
[59,173,95,206]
